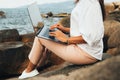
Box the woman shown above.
[19,0,106,79]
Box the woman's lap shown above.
[38,37,97,64]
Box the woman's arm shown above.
[59,27,70,33]
[67,36,86,44]
[49,30,86,44]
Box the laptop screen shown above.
[27,2,43,27]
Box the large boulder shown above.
[8,54,120,80]
[103,20,120,52]
[0,42,31,76]
[107,28,120,55]
[104,20,120,38]
[0,29,20,42]
[0,29,31,77]
[68,55,120,80]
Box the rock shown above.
[103,20,120,54]
[113,2,120,11]
[68,55,120,80]
[105,3,115,15]
[108,28,120,48]
[103,20,120,52]
[20,33,35,43]
[0,41,31,76]
[107,28,120,55]
[42,13,70,18]
[105,1,120,15]
[0,11,5,15]
[107,47,120,56]
[7,54,120,80]
[0,11,6,18]
[46,12,53,17]
[59,16,70,28]
[102,53,112,60]
[107,10,120,22]
[0,29,20,42]
[47,52,65,65]
[53,13,70,17]
[0,41,65,79]
[37,22,44,28]
[104,20,120,37]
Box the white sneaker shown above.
[18,69,39,79]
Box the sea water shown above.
[0,8,61,35]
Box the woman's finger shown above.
[49,32,56,36]
[50,23,59,30]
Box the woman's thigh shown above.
[38,37,97,64]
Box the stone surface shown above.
[107,28,120,55]
[105,3,115,15]
[0,29,20,42]
[7,54,120,80]
[107,10,120,22]
[105,2,120,15]
[103,20,120,52]
[0,41,65,79]
[0,41,31,76]
[20,33,35,43]
[108,28,120,48]
[68,55,120,80]
[59,16,70,28]
[104,20,120,37]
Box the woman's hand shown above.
[50,23,70,33]
[49,29,68,43]
[50,23,64,31]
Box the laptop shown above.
[27,2,60,42]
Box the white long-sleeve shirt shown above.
[70,0,104,60]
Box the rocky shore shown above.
[0,1,120,80]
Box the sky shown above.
[0,0,70,8]
[0,0,120,8]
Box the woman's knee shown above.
[37,37,52,46]
[35,37,44,45]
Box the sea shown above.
[0,1,74,35]
[0,0,117,35]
